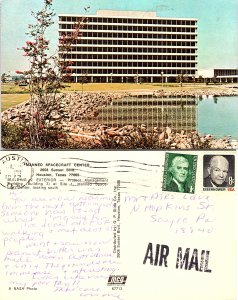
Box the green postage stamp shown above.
[162,153,198,194]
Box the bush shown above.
[1,122,77,149]
[1,122,30,149]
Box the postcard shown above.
[1,0,237,299]
[0,150,236,300]
[1,0,238,150]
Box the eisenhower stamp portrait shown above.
[203,155,235,190]
[162,153,197,194]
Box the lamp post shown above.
[161,71,164,89]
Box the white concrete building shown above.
[58,10,198,83]
[197,68,238,83]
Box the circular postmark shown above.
[0,154,33,189]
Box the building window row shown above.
[59,23,196,33]
[59,31,196,40]
[214,69,238,76]
[68,47,196,54]
[65,54,196,61]
[71,61,196,68]
[59,38,197,47]
[59,16,197,26]
[60,47,197,54]
[73,68,196,75]
[81,32,196,39]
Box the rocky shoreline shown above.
[68,124,238,149]
[134,87,238,97]
[2,90,238,149]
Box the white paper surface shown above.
[0,150,236,300]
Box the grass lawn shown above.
[1,82,232,111]
[1,83,29,94]
[65,82,219,92]
[1,94,29,111]
[2,82,225,93]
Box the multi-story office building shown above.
[58,10,198,83]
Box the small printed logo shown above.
[107,275,127,286]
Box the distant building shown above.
[58,10,198,83]
[197,68,238,83]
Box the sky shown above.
[1,0,238,74]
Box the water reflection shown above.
[99,96,198,132]
[98,95,238,139]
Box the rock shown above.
[12,117,20,122]
[51,114,61,119]
[159,132,165,140]
[176,142,187,149]
[165,126,172,137]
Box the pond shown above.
[198,96,238,139]
[98,95,238,139]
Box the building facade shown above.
[58,10,198,83]
[214,68,238,83]
[197,68,238,83]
